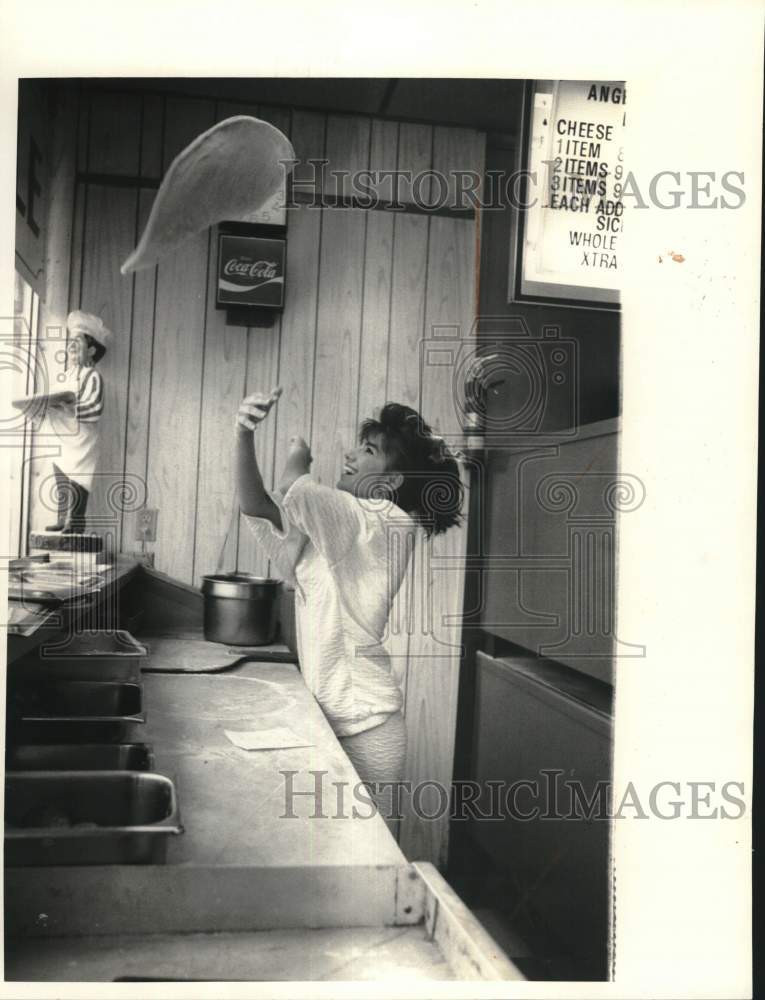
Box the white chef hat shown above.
[66,311,111,357]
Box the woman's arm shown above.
[235,389,283,530]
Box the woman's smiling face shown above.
[336,431,401,498]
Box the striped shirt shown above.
[76,368,104,422]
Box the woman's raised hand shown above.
[236,386,282,433]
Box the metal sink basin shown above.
[5,772,182,865]
[6,743,154,772]
[17,681,144,723]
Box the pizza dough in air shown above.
[121,116,295,274]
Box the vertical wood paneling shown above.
[146,229,209,582]
[191,94,260,580]
[357,120,412,696]
[269,111,325,490]
[122,189,157,553]
[385,124,432,410]
[87,92,142,176]
[422,127,485,441]
[395,122,433,206]
[382,124,433,703]
[139,94,165,180]
[76,87,90,172]
[73,84,144,552]
[192,259,248,583]
[68,181,86,312]
[363,118,405,692]
[356,119,398,424]
[433,126,485,208]
[399,480,471,867]
[146,99,215,582]
[322,114,370,199]
[78,185,138,553]
[253,103,290,228]
[162,97,216,170]
[399,128,484,866]
[241,107,290,487]
[310,116,371,488]
[234,104,290,577]
[120,95,164,550]
[267,207,322,494]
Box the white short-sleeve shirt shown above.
[244,475,418,737]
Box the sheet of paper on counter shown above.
[224,727,314,751]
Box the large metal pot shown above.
[201,574,280,646]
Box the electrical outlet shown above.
[135,507,158,542]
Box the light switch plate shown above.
[135,507,158,542]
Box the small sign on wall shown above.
[216,231,286,310]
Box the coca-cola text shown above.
[224,258,279,280]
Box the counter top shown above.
[138,658,405,868]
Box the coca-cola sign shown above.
[217,233,286,309]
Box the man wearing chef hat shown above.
[42,310,110,533]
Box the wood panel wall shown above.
[33,85,484,866]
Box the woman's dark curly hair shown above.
[360,402,464,537]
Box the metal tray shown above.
[17,681,145,724]
[6,743,154,772]
[5,771,182,866]
[11,655,141,684]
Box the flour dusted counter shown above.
[108,661,404,868]
[6,644,523,982]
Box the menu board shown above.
[514,80,626,308]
